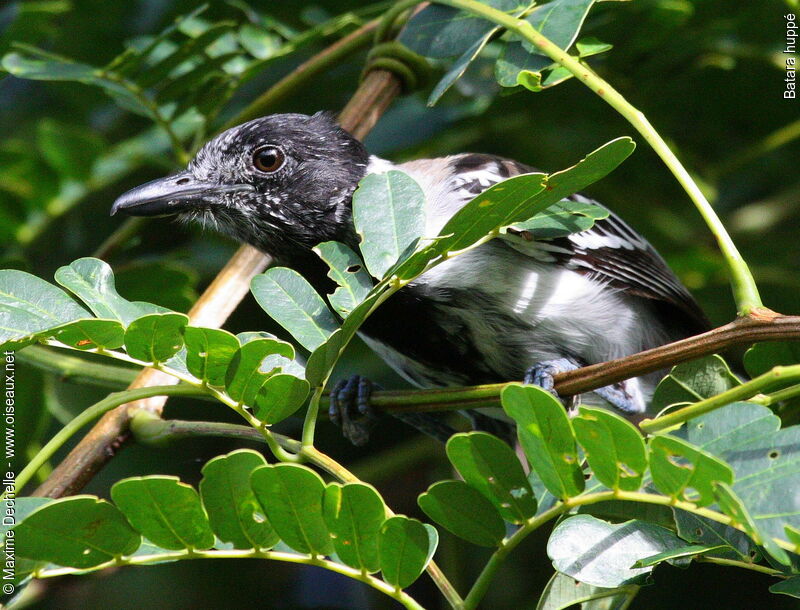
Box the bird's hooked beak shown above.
[110,170,253,217]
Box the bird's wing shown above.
[443,153,709,334]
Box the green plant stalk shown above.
[7,384,200,499]
[463,488,796,608]
[18,345,139,389]
[759,382,800,406]
[696,556,786,577]
[640,364,800,433]
[410,0,763,315]
[224,18,378,129]
[33,548,425,610]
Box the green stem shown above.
[224,19,377,129]
[759,382,800,406]
[640,364,800,433]
[8,384,201,497]
[301,385,326,449]
[34,548,424,610]
[422,0,762,314]
[695,556,786,577]
[17,346,139,390]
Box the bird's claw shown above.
[329,375,377,446]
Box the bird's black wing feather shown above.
[447,153,709,335]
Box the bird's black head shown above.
[111,112,369,259]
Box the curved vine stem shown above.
[388,0,763,315]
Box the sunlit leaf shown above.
[418,480,506,547]
[352,170,426,279]
[254,373,310,423]
[547,515,685,587]
[251,267,339,351]
[124,312,188,363]
[502,384,584,499]
[573,407,647,492]
[49,318,125,350]
[446,432,537,523]
[313,241,372,316]
[184,326,240,386]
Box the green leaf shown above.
[54,258,145,325]
[547,515,685,587]
[0,269,91,349]
[124,312,188,363]
[199,449,279,550]
[352,170,426,279]
[111,476,215,551]
[394,137,635,280]
[649,435,733,506]
[313,241,373,316]
[676,402,800,559]
[184,326,240,386]
[418,480,505,547]
[400,0,526,59]
[576,36,614,57]
[536,571,639,610]
[673,509,756,561]
[510,198,609,239]
[304,327,345,387]
[224,337,294,405]
[254,373,310,424]
[14,496,140,568]
[495,41,551,87]
[378,516,438,589]
[744,342,800,377]
[428,25,499,105]
[446,432,537,523]
[713,481,790,565]
[251,267,339,351]
[651,355,740,410]
[521,0,598,55]
[770,576,800,599]
[48,318,125,350]
[250,464,333,556]
[323,483,386,572]
[573,407,647,492]
[37,119,105,181]
[630,544,729,569]
[502,384,584,499]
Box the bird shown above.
[111,111,709,444]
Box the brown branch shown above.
[33,42,403,498]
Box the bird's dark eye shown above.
[253,146,285,173]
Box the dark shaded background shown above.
[1,0,798,607]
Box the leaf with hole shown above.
[224,337,294,405]
[251,267,339,351]
[573,407,647,492]
[124,312,188,363]
[313,241,372,316]
[713,481,790,565]
[675,402,800,555]
[48,318,125,351]
[378,516,438,589]
[418,480,505,547]
[199,450,279,550]
[111,476,215,551]
[323,483,386,572]
[0,269,91,349]
[352,170,426,279]
[651,354,740,410]
[184,326,240,386]
[547,515,686,587]
[649,435,733,506]
[14,496,140,568]
[446,432,536,523]
[502,384,584,499]
[250,464,333,556]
